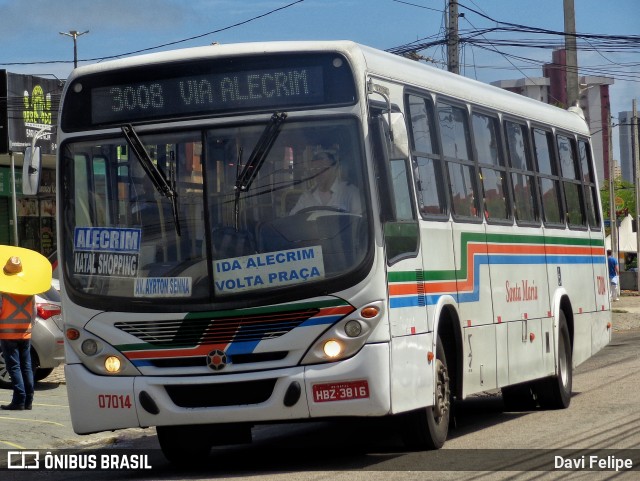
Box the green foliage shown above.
[600,180,637,220]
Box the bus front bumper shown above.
[65,343,391,435]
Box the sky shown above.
[1,0,638,157]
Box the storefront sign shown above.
[3,72,61,155]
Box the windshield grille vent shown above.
[114,308,320,346]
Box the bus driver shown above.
[290,151,361,215]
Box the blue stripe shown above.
[389,253,598,308]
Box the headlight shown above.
[301,302,383,365]
[65,327,140,376]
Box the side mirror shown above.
[22,146,41,195]
[385,112,410,159]
[378,112,410,160]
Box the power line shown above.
[0,0,304,67]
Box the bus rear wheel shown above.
[400,336,451,450]
[536,311,572,409]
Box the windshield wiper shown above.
[121,124,181,236]
[233,112,287,229]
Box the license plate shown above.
[312,380,370,403]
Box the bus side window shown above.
[557,134,586,228]
[437,101,478,219]
[578,140,600,228]
[472,112,509,221]
[505,120,539,224]
[406,94,447,217]
[533,128,563,225]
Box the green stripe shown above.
[388,232,604,283]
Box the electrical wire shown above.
[0,0,304,67]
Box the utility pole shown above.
[59,30,89,68]
[610,111,618,266]
[633,99,639,289]
[563,0,579,107]
[447,0,459,74]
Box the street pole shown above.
[9,152,19,246]
[447,0,459,74]
[633,99,639,289]
[59,30,89,68]
[563,0,579,107]
[609,111,617,267]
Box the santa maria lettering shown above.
[134,277,192,297]
[214,247,325,294]
[505,279,539,302]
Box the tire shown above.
[0,347,43,387]
[34,368,54,382]
[157,425,212,466]
[400,336,451,450]
[536,311,572,409]
[0,351,10,388]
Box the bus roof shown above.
[67,40,589,136]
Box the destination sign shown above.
[61,53,357,131]
[91,66,324,124]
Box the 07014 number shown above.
[98,394,132,409]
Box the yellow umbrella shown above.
[0,245,52,296]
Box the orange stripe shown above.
[389,242,603,296]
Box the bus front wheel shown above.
[400,336,451,450]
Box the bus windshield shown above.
[61,116,369,306]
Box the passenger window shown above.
[448,162,479,218]
[557,135,585,227]
[533,129,555,175]
[505,121,539,224]
[438,103,471,161]
[407,94,447,217]
[579,140,600,228]
[438,102,478,219]
[415,156,447,215]
[533,128,563,225]
[408,95,437,154]
[473,112,509,220]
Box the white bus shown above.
[55,41,611,462]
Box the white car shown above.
[0,285,64,386]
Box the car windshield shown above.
[60,117,370,306]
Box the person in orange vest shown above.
[0,257,36,410]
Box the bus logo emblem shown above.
[207,350,228,371]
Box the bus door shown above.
[369,107,432,413]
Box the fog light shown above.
[104,356,122,373]
[323,340,342,358]
[344,320,362,337]
[81,339,98,356]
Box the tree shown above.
[600,180,636,221]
